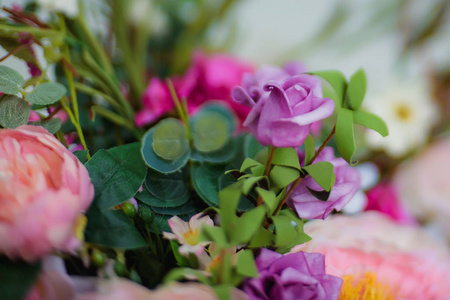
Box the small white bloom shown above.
[364,81,439,157]
[37,0,79,18]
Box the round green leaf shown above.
[25,82,67,105]
[0,65,25,95]
[190,139,238,164]
[141,125,190,174]
[0,95,30,128]
[151,118,189,160]
[193,112,230,153]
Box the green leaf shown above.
[241,176,265,195]
[25,82,67,105]
[0,37,38,63]
[141,125,190,174]
[145,167,190,205]
[236,250,258,277]
[336,108,356,164]
[219,182,242,232]
[0,95,30,128]
[214,284,233,300]
[240,158,263,173]
[191,164,224,207]
[248,227,274,248]
[304,134,315,165]
[346,69,367,110]
[243,134,264,160]
[255,187,277,214]
[353,110,389,137]
[151,118,189,160]
[86,143,146,209]
[85,206,147,249]
[190,139,238,164]
[271,147,301,170]
[272,210,311,253]
[231,206,266,244]
[269,165,300,188]
[73,150,89,164]
[169,241,190,267]
[29,117,62,134]
[0,257,41,300]
[163,268,211,285]
[302,161,335,191]
[200,226,229,247]
[136,188,189,208]
[193,112,231,153]
[150,201,196,216]
[0,65,25,95]
[310,70,347,108]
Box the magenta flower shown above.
[135,51,253,127]
[242,248,342,300]
[233,74,334,147]
[287,147,360,220]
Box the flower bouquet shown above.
[0,1,449,300]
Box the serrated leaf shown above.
[145,167,190,204]
[310,70,347,108]
[0,95,30,128]
[141,125,190,174]
[269,165,300,188]
[304,134,315,165]
[25,82,67,105]
[346,69,367,110]
[336,108,356,164]
[86,143,146,209]
[302,161,335,191]
[151,118,189,160]
[0,65,25,95]
[271,147,301,170]
[353,110,388,137]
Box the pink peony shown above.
[292,212,450,299]
[136,51,253,127]
[0,125,94,261]
[394,138,450,242]
[365,181,417,225]
[287,147,360,219]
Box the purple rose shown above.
[287,147,360,220]
[242,249,342,300]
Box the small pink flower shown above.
[163,213,214,256]
[0,125,94,261]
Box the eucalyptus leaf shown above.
[151,118,189,160]
[193,112,230,153]
[302,161,335,192]
[346,69,367,110]
[336,108,356,164]
[25,82,67,105]
[310,70,347,108]
[0,95,30,128]
[0,65,25,95]
[353,110,388,137]
[190,139,237,164]
[86,143,146,209]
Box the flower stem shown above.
[273,177,303,216]
[307,125,336,165]
[167,79,191,140]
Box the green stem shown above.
[74,82,124,114]
[60,97,90,159]
[256,146,275,206]
[167,80,191,139]
[307,125,336,165]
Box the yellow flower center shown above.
[183,228,199,245]
[394,103,413,121]
[339,272,399,300]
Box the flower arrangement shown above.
[0,1,449,300]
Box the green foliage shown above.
[302,161,335,192]
[193,112,230,152]
[190,139,238,164]
[310,70,347,108]
[0,95,30,128]
[353,110,389,137]
[0,257,41,300]
[145,167,190,206]
[336,108,356,164]
[29,117,62,134]
[303,134,315,165]
[272,210,311,253]
[151,118,189,160]
[235,250,258,277]
[25,82,67,105]
[269,165,300,188]
[73,150,89,164]
[271,147,301,170]
[346,68,367,110]
[0,65,25,95]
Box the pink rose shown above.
[232,75,334,147]
[136,51,253,127]
[0,125,94,261]
[292,212,450,299]
[365,181,417,225]
[394,138,450,242]
[287,147,360,219]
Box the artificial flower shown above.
[232,74,334,147]
[163,213,214,256]
[394,138,450,242]
[292,212,450,299]
[365,181,417,225]
[364,81,439,157]
[242,248,342,300]
[0,125,94,261]
[136,51,253,127]
[287,147,360,219]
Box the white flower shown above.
[163,213,214,256]
[37,0,79,18]
[364,81,439,157]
